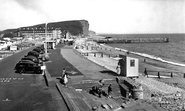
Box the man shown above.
[97,80,104,98]
[61,68,66,78]
[107,84,112,98]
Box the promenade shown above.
[44,42,169,111]
[45,43,123,111]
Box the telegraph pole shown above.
[44,23,48,59]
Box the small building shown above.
[10,45,18,51]
[117,54,139,77]
[44,40,56,49]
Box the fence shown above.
[143,68,185,79]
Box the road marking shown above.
[2,98,10,101]
[22,73,41,75]
[0,78,24,82]
[13,78,17,80]
[18,78,24,80]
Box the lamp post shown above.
[44,23,48,59]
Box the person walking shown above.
[97,79,104,98]
[144,68,148,77]
[61,68,66,78]
[116,65,121,75]
[63,74,68,87]
[60,68,68,86]
[107,84,112,98]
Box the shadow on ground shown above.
[100,70,118,76]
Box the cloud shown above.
[14,0,52,21]
[14,0,39,10]
[0,0,49,29]
[0,0,184,33]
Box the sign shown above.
[41,65,46,70]
[10,45,17,51]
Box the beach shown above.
[75,38,185,85]
[70,37,185,110]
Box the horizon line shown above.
[96,32,185,35]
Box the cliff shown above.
[0,20,89,38]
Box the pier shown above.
[94,37,169,44]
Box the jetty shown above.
[94,37,169,44]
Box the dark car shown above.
[15,61,42,74]
[27,51,40,58]
[21,56,43,64]
[24,55,39,60]
[33,48,44,54]
[37,45,44,50]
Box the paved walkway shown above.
[45,44,83,78]
[45,44,122,110]
[60,45,116,83]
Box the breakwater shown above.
[94,37,169,44]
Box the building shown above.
[19,26,62,39]
[117,55,139,77]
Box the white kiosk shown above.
[118,55,139,77]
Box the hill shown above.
[0,20,89,38]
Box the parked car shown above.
[21,56,43,64]
[15,61,42,74]
[33,48,44,54]
[18,60,35,64]
[27,51,40,58]
[37,45,44,50]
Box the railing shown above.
[143,68,185,78]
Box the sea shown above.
[99,34,185,66]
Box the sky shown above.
[0,0,185,34]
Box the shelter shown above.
[117,54,139,77]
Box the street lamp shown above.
[44,23,48,59]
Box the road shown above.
[0,47,68,111]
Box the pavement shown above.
[45,43,123,111]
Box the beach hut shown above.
[117,55,139,77]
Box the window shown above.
[130,60,135,67]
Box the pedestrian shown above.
[61,68,66,78]
[116,65,121,75]
[158,72,160,79]
[144,58,146,62]
[97,80,104,98]
[144,68,148,77]
[98,79,104,88]
[98,87,102,98]
[107,84,112,98]
[63,74,68,87]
